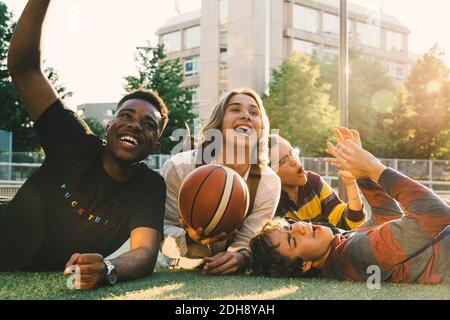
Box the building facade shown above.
[76,103,117,126]
[156,0,411,122]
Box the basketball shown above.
[178,164,250,237]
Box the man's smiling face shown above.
[106,99,162,164]
[268,220,334,263]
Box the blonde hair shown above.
[197,88,270,167]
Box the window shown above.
[184,56,200,78]
[219,0,229,25]
[356,22,381,48]
[219,63,228,96]
[324,14,353,39]
[386,62,405,79]
[161,31,181,53]
[386,31,404,51]
[396,65,404,77]
[184,26,200,49]
[323,13,339,36]
[323,46,338,61]
[189,86,199,106]
[293,5,318,33]
[220,32,228,61]
[293,39,318,55]
[220,47,228,61]
[348,19,355,41]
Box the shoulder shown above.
[167,150,196,167]
[257,166,281,194]
[259,166,280,182]
[160,150,196,182]
[137,165,166,189]
[34,99,92,133]
[303,171,326,195]
[306,171,322,182]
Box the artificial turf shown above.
[0,268,449,300]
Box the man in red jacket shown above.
[251,128,450,284]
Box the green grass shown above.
[0,269,449,300]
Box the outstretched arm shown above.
[334,136,450,268]
[327,128,402,225]
[328,129,365,216]
[357,177,403,226]
[7,0,58,121]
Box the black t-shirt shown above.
[26,100,165,270]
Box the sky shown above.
[3,0,202,108]
[3,0,450,108]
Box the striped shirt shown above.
[321,168,450,284]
[276,171,366,230]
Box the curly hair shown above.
[117,89,169,135]
[250,218,320,278]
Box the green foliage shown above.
[0,1,14,80]
[263,52,338,156]
[386,45,450,159]
[0,3,38,152]
[124,43,195,154]
[84,117,106,139]
[45,65,73,101]
[317,50,396,156]
[0,2,73,152]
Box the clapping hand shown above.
[326,127,386,182]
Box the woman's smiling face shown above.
[221,93,262,158]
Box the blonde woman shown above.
[160,88,281,275]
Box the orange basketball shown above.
[178,164,250,237]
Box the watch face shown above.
[105,260,118,285]
[107,270,118,285]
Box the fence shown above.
[301,157,450,194]
[1,154,450,198]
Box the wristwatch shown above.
[103,259,118,285]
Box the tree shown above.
[386,45,450,159]
[45,65,73,101]
[84,117,106,139]
[263,52,338,156]
[124,43,195,154]
[317,50,396,156]
[0,1,14,81]
[0,2,73,152]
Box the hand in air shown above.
[326,127,362,181]
[326,128,386,181]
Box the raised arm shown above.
[327,127,402,225]
[7,0,58,121]
[317,173,366,229]
[335,138,450,268]
[357,177,403,227]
